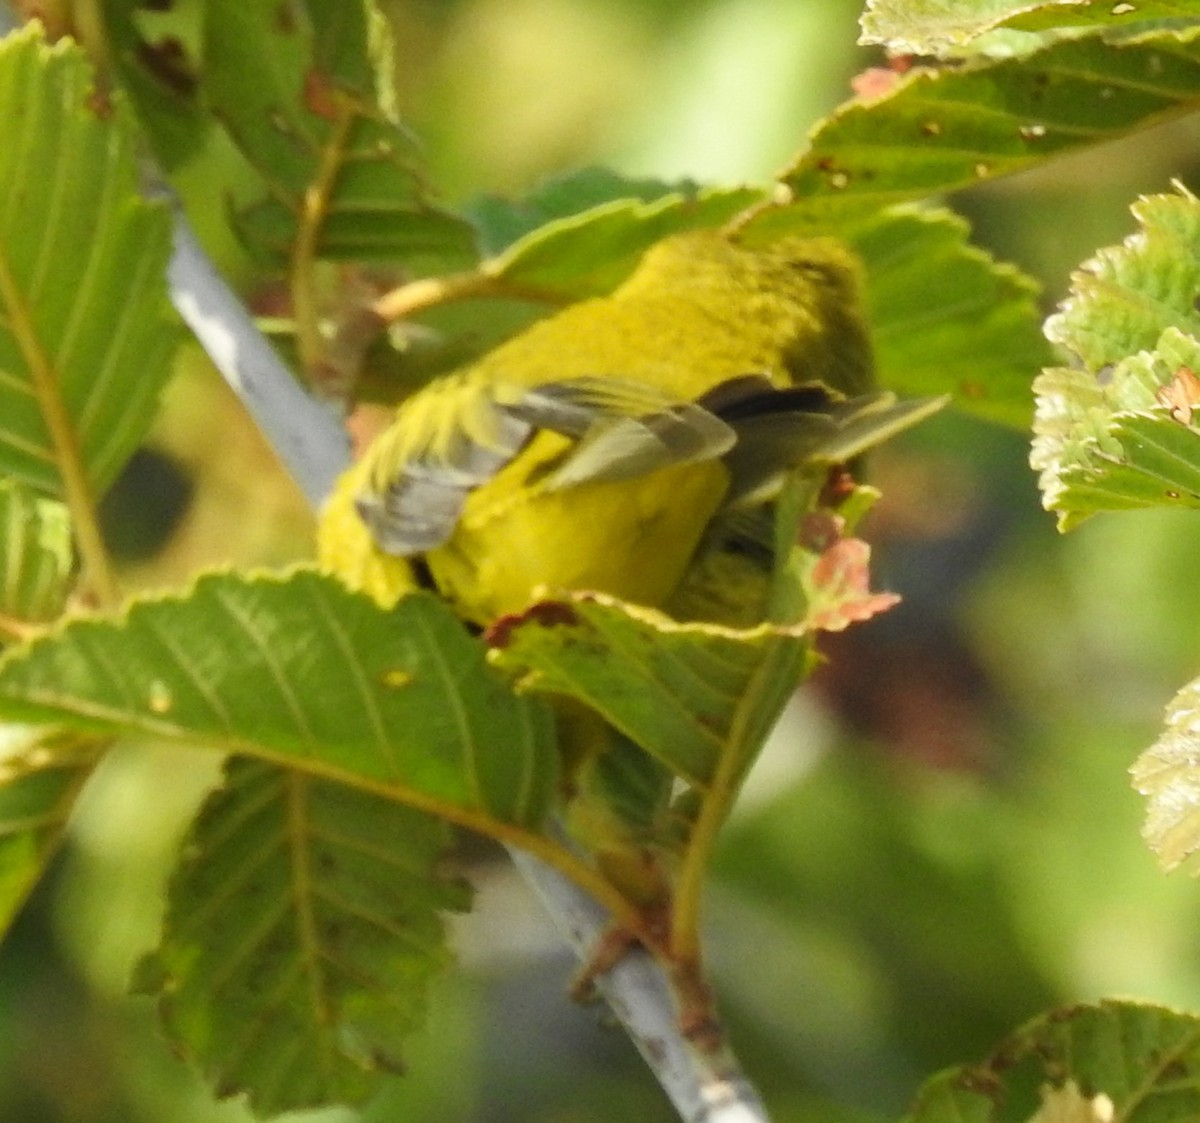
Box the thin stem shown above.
[291,95,357,384]
[370,270,503,324]
[670,639,801,965]
[370,269,577,325]
[0,245,120,607]
[0,612,41,643]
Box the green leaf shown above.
[1032,188,1200,526]
[859,0,1057,54]
[488,594,813,789]
[96,0,209,169]
[200,0,476,269]
[0,26,180,498]
[861,0,1200,56]
[745,203,1049,426]
[1006,1,1200,35]
[485,183,767,301]
[139,756,468,1114]
[0,727,95,939]
[783,24,1200,209]
[0,569,558,829]
[466,167,722,255]
[902,1000,1200,1122]
[857,208,1048,425]
[1132,672,1200,871]
[1043,188,1200,371]
[0,480,74,628]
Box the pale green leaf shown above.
[0,479,74,627]
[139,756,468,1114]
[1132,673,1200,871]
[903,1001,1200,1122]
[861,0,1200,55]
[1006,1,1200,35]
[0,26,180,498]
[1043,187,1200,371]
[484,183,766,301]
[200,0,476,269]
[0,570,558,828]
[488,594,813,789]
[1032,188,1200,526]
[466,167,724,254]
[0,726,95,938]
[859,0,1057,54]
[784,24,1200,208]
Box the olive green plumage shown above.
[319,230,940,626]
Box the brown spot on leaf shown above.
[135,36,197,97]
[275,0,298,33]
[485,600,579,648]
[304,68,341,120]
[798,511,841,554]
[85,85,114,119]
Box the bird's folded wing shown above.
[355,374,737,555]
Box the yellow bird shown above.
[320,230,942,626]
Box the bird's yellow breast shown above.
[427,432,729,623]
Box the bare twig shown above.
[166,214,350,509]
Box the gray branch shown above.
[166,217,349,508]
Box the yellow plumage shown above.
[319,230,938,626]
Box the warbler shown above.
[319,230,942,626]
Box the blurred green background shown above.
[7,1,1200,1120]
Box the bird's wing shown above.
[706,376,947,506]
[355,373,736,556]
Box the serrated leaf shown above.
[484,183,767,301]
[1044,188,1200,371]
[857,208,1048,425]
[859,0,1055,54]
[784,25,1200,209]
[745,203,1049,425]
[1131,673,1200,871]
[1032,188,1200,525]
[488,594,813,789]
[201,0,476,269]
[141,756,468,1114]
[861,0,1200,55]
[0,479,74,628]
[902,1001,1200,1122]
[0,569,558,828]
[0,26,180,498]
[96,0,209,170]
[466,167,724,255]
[0,726,96,938]
[1006,1,1200,35]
